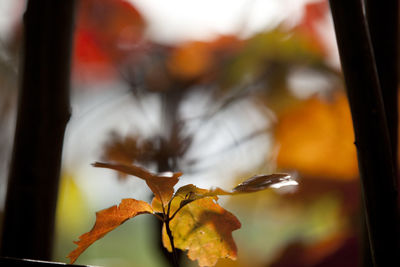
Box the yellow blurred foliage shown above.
[275,92,359,180]
[56,173,88,234]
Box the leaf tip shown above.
[92,162,103,168]
[67,251,77,264]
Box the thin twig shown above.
[167,199,172,217]
[153,212,164,222]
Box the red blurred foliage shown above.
[73,29,115,82]
[72,0,147,82]
[270,235,358,267]
[295,0,330,56]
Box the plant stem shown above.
[153,212,164,221]
[165,219,179,267]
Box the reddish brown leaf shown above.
[68,198,153,263]
[93,162,182,206]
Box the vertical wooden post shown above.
[328,0,399,266]
[0,0,75,260]
[362,2,398,266]
[364,0,399,178]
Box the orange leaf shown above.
[93,162,182,206]
[68,198,153,263]
[163,197,241,267]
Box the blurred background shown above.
[0,0,364,266]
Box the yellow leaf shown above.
[67,198,153,263]
[163,197,241,267]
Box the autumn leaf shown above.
[163,197,241,267]
[172,184,226,209]
[68,198,153,263]
[74,162,294,266]
[151,173,295,266]
[93,162,182,206]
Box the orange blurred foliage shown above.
[167,41,213,80]
[167,35,243,80]
[275,92,359,180]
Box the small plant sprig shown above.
[68,162,296,267]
